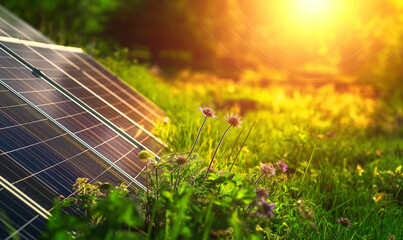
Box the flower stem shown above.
[188,116,208,159]
[146,164,149,198]
[226,128,244,168]
[174,166,181,191]
[202,125,232,186]
[145,164,150,221]
[229,121,255,173]
[155,168,159,200]
[254,173,264,187]
[333,226,343,240]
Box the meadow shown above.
[66,52,402,239]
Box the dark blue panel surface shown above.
[1,40,164,155]
[0,48,147,181]
[0,83,142,237]
[0,189,47,240]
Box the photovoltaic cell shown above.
[0,82,142,193]
[0,5,168,239]
[0,189,47,240]
[0,47,147,189]
[0,83,144,238]
[69,52,166,122]
[55,49,158,130]
[0,39,164,155]
[0,5,53,44]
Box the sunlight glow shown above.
[269,0,352,43]
[296,0,330,15]
[291,0,335,27]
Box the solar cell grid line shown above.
[0,187,47,240]
[0,78,147,190]
[0,86,146,230]
[0,27,11,37]
[0,4,53,44]
[0,85,137,203]
[76,52,167,119]
[51,48,157,131]
[63,50,165,125]
[0,47,148,190]
[29,44,165,153]
[0,17,29,42]
[0,42,163,159]
[0,35,165,125]
[46,49,154,130]
[0,39,165,156]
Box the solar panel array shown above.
[0,5,166,239]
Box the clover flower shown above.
[202,112,241,186]
[334,217,352,240]
[336,217,352,228]
[257,197,276,218]
[276,160,288,173]
[255,188,268,198]
[225,113,242,128]
[219,170,228,175]
[260,162,276,176]
[199,107,218,118]
[174,154,188,190]
[175,155,188,165]
[204,167,218,174]
[254,163,276,187]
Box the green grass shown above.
[97,54,403,239]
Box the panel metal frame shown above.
[0,176,51,220]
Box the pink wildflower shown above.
[260,162,276,176]
[199,107,218,118]
[225,113,242,128]
[276,160,288,173]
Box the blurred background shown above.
[1,0,402,91]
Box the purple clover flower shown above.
[276,160,288,173]
[257,196,276,218]
[199,107,218,118]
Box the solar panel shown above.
[0,83,146,238]
[0,39,165,156]
[0,48,148,187]
[0,5,53,44]
[56,50,162,129]
[73,52,166,120]
[0,5,168,239]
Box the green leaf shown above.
[61,197,76,207]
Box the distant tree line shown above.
[1,0,224,70]
[1,0,403,90]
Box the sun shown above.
[287,0,338,30]
[296,0,330,16]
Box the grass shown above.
[93,53,403,239]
